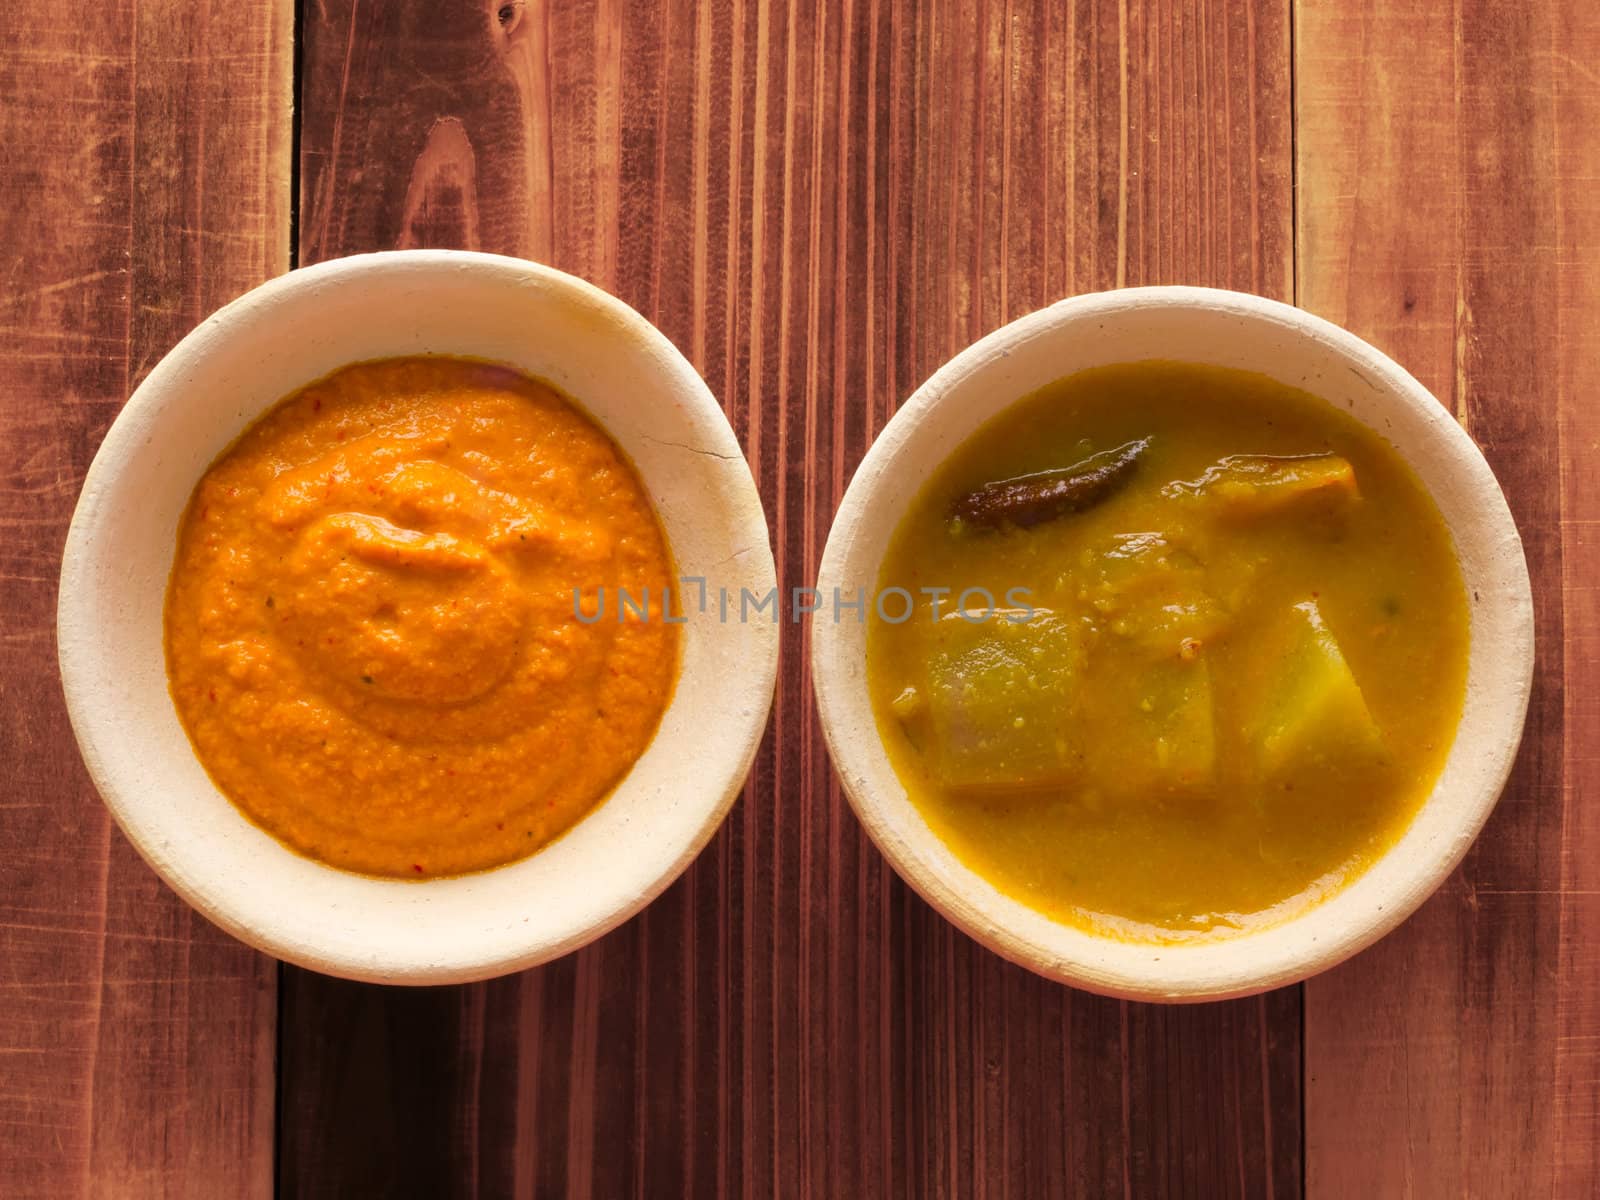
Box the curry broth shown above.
[867,362,1469,938]
[165,357,679,878]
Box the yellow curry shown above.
[868,362,1469,939]
[165,357,677,878]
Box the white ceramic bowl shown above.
[812,286,1534,1002]
[58,251,778,984]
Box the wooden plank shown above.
[1297,0,1597,1193]
[0,1,292,1197]
[281,1,1298,1195]
[1551,5,1600,1189]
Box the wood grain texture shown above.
[1550,5,1600,1189]
[0,0,291,1196]
[10,0,1591,1194]
[281,2,1299,1197]
[1297,0,1599,1194]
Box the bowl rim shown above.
[57,249,779,984]
[811,284,1535,1001]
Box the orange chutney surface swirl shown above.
[164,357,679,878]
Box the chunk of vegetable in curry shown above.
[912,609,1080,794]
[1247,599,1387,778]
[867,362,1468,941]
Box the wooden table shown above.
[2,1,1594,1195]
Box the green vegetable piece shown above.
[1082,656,1217,796]
[916,609,1080,795]
[1139,658,1216,788]
[951,439,1150,529]
[1251,599,1385,776]
[1162,453,1359,517]
[1081,531,1229,660]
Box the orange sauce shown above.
[165,357,678,878]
